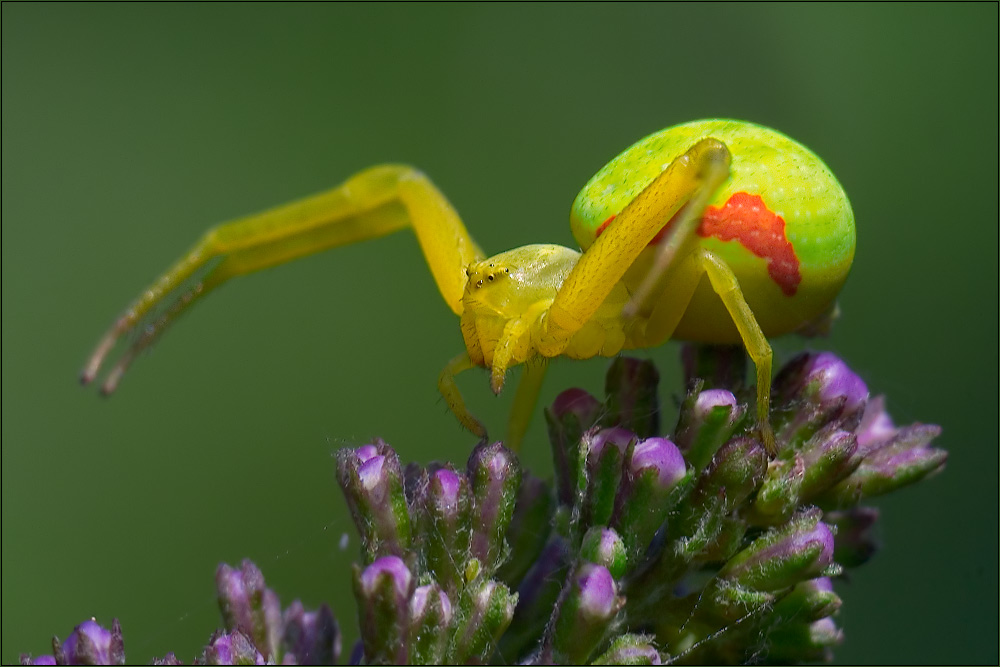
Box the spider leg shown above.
[438,351,488,440]
[538,139,731,356]
[636,247,776,454]
[698,249,775,454]
[629,252,705,349]
[83,165,484,391]
[622,145,729,320]
[504,359,549,452]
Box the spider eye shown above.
[488,274,494,281]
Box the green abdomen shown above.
[570,119,855,340]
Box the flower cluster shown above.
[19,346,945,665]
[20,559,340,666]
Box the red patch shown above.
[595,214,616,237]
[698,193,801,296]
[595,193,801,296]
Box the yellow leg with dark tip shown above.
[699,249,776,455]
[438,352,488,440]
[83,165,484,391]
[632,247,776,455]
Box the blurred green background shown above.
[2,4,996,664]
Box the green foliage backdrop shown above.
[3,4,997,664]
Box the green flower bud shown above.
[467,442,521,575]
[549,564,624,664]
[353,556,414,664]
[580,527,628,580]
[447,578,516,664]
[591,634,663,665]
[336,441,412,562]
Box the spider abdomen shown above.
[570,119,855,341]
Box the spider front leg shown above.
[82,165,484,394]
[538,138,732,355]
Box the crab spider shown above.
[82,119,855,454]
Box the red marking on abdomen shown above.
[698,193,801,296]
[594,193,801,296]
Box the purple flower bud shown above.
[750,452,806,525]
[799,428,861,500]
[467,442,521,573]
[358,454,387,490]
[336,442,412,561]
[810,576,834,592]
[417,465,472,593]
[411,584,453,625]
[549,564,624,663]
[546,388,603,504]
[764,616,844,663]
[675,389,742,472]
[701,437,769,511]
[551,388,603,427]
[773,352,869,449]
[355,443,379,463]
[432,467,462,508]
[408,584,453,664]
[359,555,412,600]
[772,577,842,622]
[53,618,125,666]
[202,630,265,666]
[580,527,627,579]
[826,506,880,567]
[806,352,868,416]
[19,655,56,665]
[589,427,636,458]
[582,427,634,528]
[809,617,844,647]
[152,652,182,666]
[820,424,946,507]
[216,560,282,660]
[282,601,340,666]
[855,395,897,452]
[591,634,663,665]
[721,510,835,592]
[354,556,414,665]
[696,388,738,412]
[614,437,690,564]
[450,579,517,664]
[605,357,661,438]
[660,437,766,570]
[630,437,687,489]
[576,564,619,619]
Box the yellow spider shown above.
[82,119,855,453]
